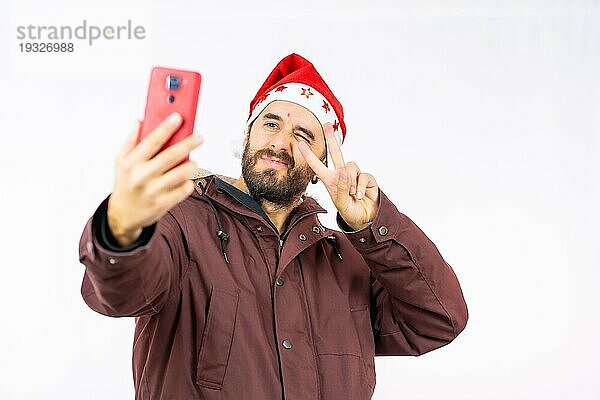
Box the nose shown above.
[269,123,293,155]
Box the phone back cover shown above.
[138,67,201,155]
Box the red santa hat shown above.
[246,53,346,148]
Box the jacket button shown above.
[282,339,293,349]
[108,257,117,265]
[298,234,306,241]
[276,277,285,286]
[256,226,263,232]
[378,225,389,236]
[359,237,366,243]
[312,226,320,234]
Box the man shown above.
[78,53,468,400]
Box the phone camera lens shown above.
[166,75,181,90]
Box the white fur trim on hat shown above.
[246,82,343,146]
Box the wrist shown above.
[107,202,142,246]
[111,226,143,247]
[347,221,372,232]
[338,214,373,232]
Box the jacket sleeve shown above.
[78,193,190,318]
[337,188,468,356]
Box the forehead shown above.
[259,101,324,136]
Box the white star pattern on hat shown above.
[246,82,343,147]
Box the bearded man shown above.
[78,53,468,400]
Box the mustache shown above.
[253,148,295,169]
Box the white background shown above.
[1,0,599,399]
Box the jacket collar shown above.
[190,170,338,274]
[190,171,328,237]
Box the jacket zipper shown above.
[276,209,321,259]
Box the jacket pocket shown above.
[196,286,240,390]
[350,304,376,394]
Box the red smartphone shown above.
[138,66,202,159]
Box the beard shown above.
[241,139,314,208]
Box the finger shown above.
[355,173,369,200]
[323,122,345,169]
[345,162,361,195]
[356,173,377,200]
[146,134,203,176]
[156,179,195,211]
[147,160,198,195]
[128,112,183,163]
[334,166,352,205]
[118,121,141,160]
[296,141,331,181]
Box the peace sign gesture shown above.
[295,123,379,231]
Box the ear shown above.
[244,121,254,143]
[311,156,327,184]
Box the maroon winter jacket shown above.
[78,170,468,399]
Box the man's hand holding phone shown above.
[107,112,202,247]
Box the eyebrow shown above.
[262,113,316,141]
[263,113,283,122]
